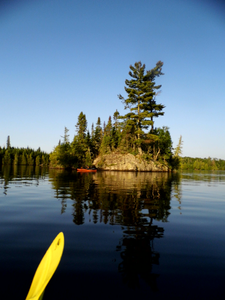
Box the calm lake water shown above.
[0,166,225,299]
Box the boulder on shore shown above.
[93,153,169,172]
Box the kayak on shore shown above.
[77,167,97,173]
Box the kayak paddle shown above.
[25,232,64,300]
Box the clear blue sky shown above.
[1,0,225,159]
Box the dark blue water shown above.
[0,167,225,299]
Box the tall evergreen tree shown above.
[61,127,70,144]
[118,61,165,153]
[101,116,113,153]
[113,110,120,129]
[91,123,94,138]
[6,136,11,149]
[71,112,88,166]
[75,112,87,140]
[92,117,102,157]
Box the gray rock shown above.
[93,153,169,172]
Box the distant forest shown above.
[180,157,225,170]
[1,136,225,170]
[0,136,49,166]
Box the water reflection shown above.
[0,165,48,195]
[0,166,181,290]
[48,170,180,290]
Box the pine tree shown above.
[174,136,183,157]
[101,116,113,153]
[75,112,87,140]
[71,112,88,166]
[92,117,102,157]
[61,127,70,144]
[84,148,92,167]
[118,61,165,153]
[6,136,11,149]
[113,110,120,128]
[91,123,94,138]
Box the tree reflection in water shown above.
[0,166,180,291]
[48,170,180,290]
[0,165,47,195]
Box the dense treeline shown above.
[0,139,49,166]
[50,61,182,170]
[180,157,225,170]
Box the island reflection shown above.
[49,169,180,290]
[0,166,181,290]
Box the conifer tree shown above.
[92,117,102,157]
[61,127,70,144]
[71,112,88,165]
[84,148,92,167]
[101,116,113,153]
[113,110,120,128]
[91,123,94,138]
[6,136,11,149]
[75,112,87,140]
[118,61,165,153]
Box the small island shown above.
[1,62,224,171]
[50,61,182,171]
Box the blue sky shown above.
[1,0,225,159]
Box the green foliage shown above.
[21,153,27,165]
[92,117,103,156]
[2,150,11,165]
[118,61,165,153]
[48,62,188,170]
[0,146,49,166]
[14,153,19,165]
[27,153,34,166]
[154,127,172,161]
[75,111,87,140]
[36,155,40,166]
[84,148,92,167]
[180,157,225,170]
[169,135,183,170]
[61,127,70,144]
[100,116,113,153]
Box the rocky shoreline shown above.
[93,153,170,172]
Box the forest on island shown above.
[0,136,49,166]
[50,61,182,170]
[2,62,224,171]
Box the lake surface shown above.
[0,166,225,299]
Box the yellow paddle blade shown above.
[25,232,64,300]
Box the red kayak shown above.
[77,168,97,173]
